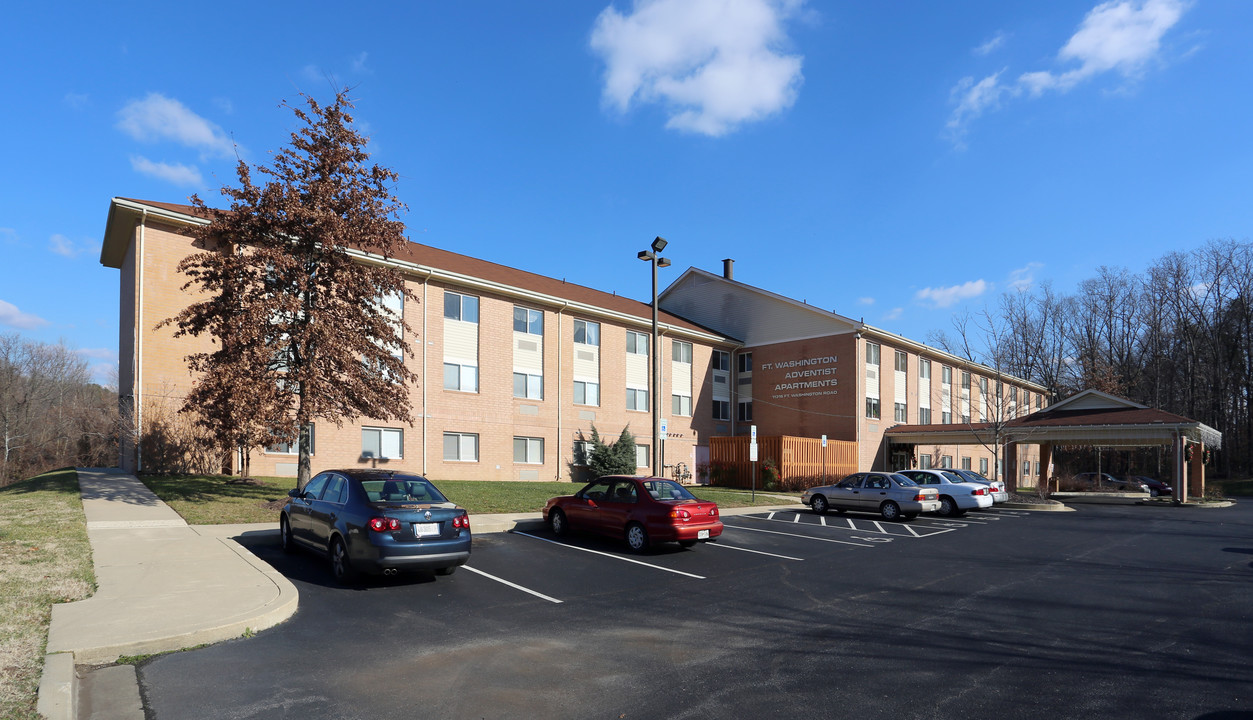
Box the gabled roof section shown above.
[658,266,862,347]
[99,198,734,343]
[1038,389,1146,413]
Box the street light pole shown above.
[639,237,670,478]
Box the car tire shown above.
[880,501,901,522]
[549,509,569,537]
[1150,489,1159,497]
[811,495,829,515]
[678,540,697,548]
[279,515,295,554]
[937,496,957,517]
[625,523,650,553]
[435,566,456,576]
[330,537,356,584]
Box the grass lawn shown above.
[140,474,798,524]
[0,469,95,720]
[1212,478,1253,497]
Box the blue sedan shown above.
[280,469,472,583]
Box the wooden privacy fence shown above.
[706,436,858,490]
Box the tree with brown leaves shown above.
[164,90,417,488]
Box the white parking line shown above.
[512,531,707,579]
[463,565,563,604]
[707,543,804,561]
[722,523,876,548]
[902,523,920,537]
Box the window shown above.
[942,411,952,424]
[672,394,692,417]
[919,407,932,424]
[444,362,478,392]
[626,330,649,355]
[1037,394,1043,410]
[940,455,952,468]
[672,340,693,363]
[626,387,649,412]
[712,350,730,371]
[636,444,650,468]
[866,342,880,365]
[919,358,931,379]
[737,401,753,422]
[919,454,932,469]
[572,440,594,466]
[574,380,599,406]
[443,292,478,322]
[895,402,907,422]
[513,372,542,400]
[942,366,952,384]
[513,436,544,464]
[962,456,972,470]
[737,352,753,373]
[443,432,478,462]
[574,319,599,346]
[362,427,403,459]
[267,423,315,455]
[713,400,730,421]
[980,458,989,476]
[866,397,881,419]
[895,350,907,372]
[513,306,543,335]
[304,473,330,500]
[1024,390,1032,411]
[322,474,347,504]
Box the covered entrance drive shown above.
[885,390,1222,503]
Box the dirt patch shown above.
[261,499,289,512]
[227,477,268,486]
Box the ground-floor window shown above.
[267,423,315,455]
[980,457,989,476]
[443,432,478,462]
[961,456,971,470]
[513,436,543,464]
[920,453,932,469]
[635,444,649,468]
[940,455,952,468]
[362,427,402,459]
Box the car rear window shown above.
[360,478,448,504]
[890,474,918,487]
[642,480,696,501]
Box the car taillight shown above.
[368,517,401,532]
[670,509,692,520]
[914,494,927,502]
[452,514,470,530]
[710,507,718,517]
[972,487,986,495]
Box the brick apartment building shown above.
[101,197,1044,484]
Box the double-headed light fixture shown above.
[638,236,670,478]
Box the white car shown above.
[898,469,993,517]
[946,468,1009,504]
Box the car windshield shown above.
[643,479,697,501]
[890,474,918,487]
[361,478,448,504]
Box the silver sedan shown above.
[802,472,941,521]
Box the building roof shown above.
[100,197,736,344]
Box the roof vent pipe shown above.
[722,258,734,280]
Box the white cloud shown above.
[857,297,875,305]
[590,0,805,137]
[1008,262,1044,291]
[883,307,903,321]
[915,280,989,308]
[1019,0,1189,95]
[49,234,99,259]
[0,299,49,330]
[352,51,370,74]
[129,156,203,186]
[76,347,118,361]
[117,93,236,158]
[63,92,89,110]
[974,31,1008,56]
[946,70,1016,145]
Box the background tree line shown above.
[938,238,1253,478]
[0,334,116,486]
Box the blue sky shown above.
[2,0,1250,383]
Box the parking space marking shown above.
[742,512,957,539]
[708,543,804,561]
[463,565,563,604]
[902,523,921,537]
[722,523,876,547]
[512,531,707,579]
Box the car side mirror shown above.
[288,488,305,499]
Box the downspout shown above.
[556,303,568,481]
[136,209,147,473]
[421,269,433,476]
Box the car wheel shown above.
[549,508,569,537]
[678,540,697,548]
[435,566,456,576]
[330,537,356,584]
[937,496,957,517]
[625,523,650,552]
[811,495,829,515]
[279,515,295,554]
[880,501,901,522]
[1150,489,1159,497]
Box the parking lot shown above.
[138,502,1253,719]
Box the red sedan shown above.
[543,475,723,552]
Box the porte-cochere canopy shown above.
[884,389,1221,501]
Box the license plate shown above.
[698,529,710,540]
[414,523,440,537]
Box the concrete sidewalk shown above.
[37,469,800,719]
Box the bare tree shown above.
[166,89,418,488]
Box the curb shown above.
[999,501,1073,512]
